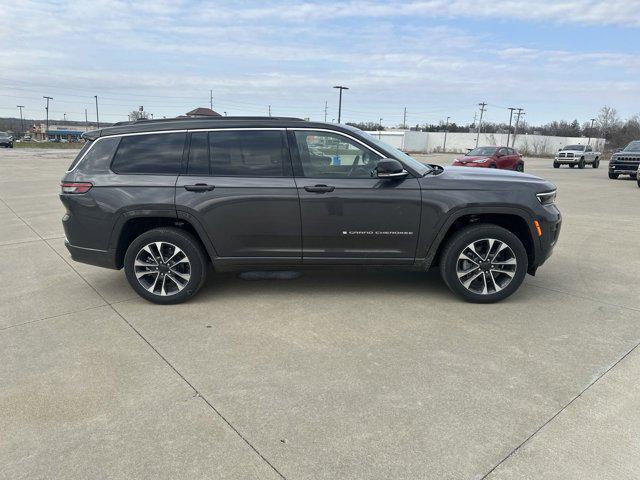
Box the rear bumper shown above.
[65,240,119,270]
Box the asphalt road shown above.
[1,149,639,479]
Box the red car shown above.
[452,146,524,172]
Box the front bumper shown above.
[452,162,488,168]
[530,205,561,273]
[609,163,639,175]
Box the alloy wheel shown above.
[134,242,191,296]
[456,238,517,295]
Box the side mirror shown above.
[375,158,408,179]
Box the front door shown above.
[291,129,421,264]
[175,129,301,263]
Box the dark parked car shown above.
[452,146,524,171]
[609,140,640,180]
[0,131,14,148]
[60,117,560,304]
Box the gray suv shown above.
[60,117,561,304]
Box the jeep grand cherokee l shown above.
[60,117,561,304]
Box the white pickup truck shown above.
[553,144,601,169]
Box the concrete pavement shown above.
[1,148,639,479]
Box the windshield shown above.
[623,141,640,152]
[466,147,497,156]
[0,132,9,137]
[356,130,431,175]
[563,145,585,151]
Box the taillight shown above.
[61,182,92,194]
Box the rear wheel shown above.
[439,224,528,303]
[608,172,619,179]
[124,227,208,304]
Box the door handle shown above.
[184,183,215,192]
[304,184,335,193]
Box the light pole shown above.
[43,96,53,141]
[17,105,25,136]
[333,85,348,123]
[587,118,596,145]
[94,95,100,128]
[443,116,450,152]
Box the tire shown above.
[608,172,619,179]
[124,227,208,304]
[516,163,524,172]
[439,224,528,303]
[578,158,585,169]
[592,158,599,168]
[553,162,560,168]
[490,164,497,168]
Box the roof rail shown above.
[132,116,304,124]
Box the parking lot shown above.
[1,148,639,479]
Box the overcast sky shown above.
[1,0,639,126]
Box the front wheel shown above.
[439,224,528,303]
[592,158,599,168]
[608,172,619,179]
[124,227,208,304]
[578,158,585,169]
[516,163,524,172]
[553,162,560,168]
[569,164,575,168]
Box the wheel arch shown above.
[110,211,216,269]
[422,208,537,273]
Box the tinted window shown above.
[294,131,381,178]
[187,132,209,175]
[78,137,121,173]
[111,133,185,174]
[209,130,287,177]
[498,148,509,155]
[67,140,93,170]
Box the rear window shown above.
[111,133,186,174]
[186,130,288,177]
[67,140,93,171]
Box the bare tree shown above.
[596,106,621,139]
[128,109,150,121]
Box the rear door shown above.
[175,129,301,263]
[290,129,421,264]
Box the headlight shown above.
[536,190,557,205]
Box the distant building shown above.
[30,123,95,141]
[184,107,222,117]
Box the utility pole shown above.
[94,95,100,128]
[17,105,25,135]
[333,85,348,123]
[443,116,450,152]
[324,100,328,122]
[63,113,67,121]
[43,96,53,141]
[475,102,487,147]
[84,108,89,130]
[268,105,271,117]
[506,107,516,147]
[512,108,524,148]
[403,107,407,129]
[587,118,596,145]
[210,90,213,110]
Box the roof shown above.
[83,116,323,140]
[185,107,222,117]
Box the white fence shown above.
[369,130,605,156]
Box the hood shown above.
[558,149,584,154]
[423,165,554,192]
[455,155,491,163]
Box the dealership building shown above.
[30,123,96,141]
